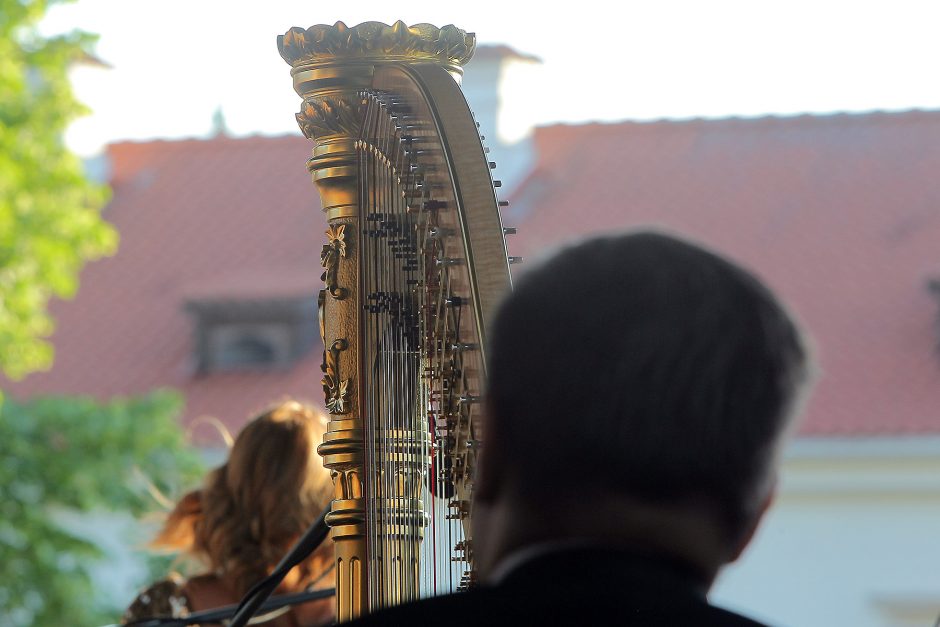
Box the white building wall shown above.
[461,51,538,195]
[712,437,940,627]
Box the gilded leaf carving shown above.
[321,339,350,415]
[296,96,362,140]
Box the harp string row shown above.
[361,91,416,610]
[358,89,472,611]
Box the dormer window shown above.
[185,296,317,375]
[211,323,289,370]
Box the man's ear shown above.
[473,401,502,505]
[730,476,777,562]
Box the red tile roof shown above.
[507,110,940,436]
[3,135,328,443]
[7,110,940,439]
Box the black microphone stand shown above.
[228,507,332,627]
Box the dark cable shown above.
[229,506,331,627]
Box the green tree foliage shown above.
[0,5,207,626]
[0,0,118,380]
[0,391,205,626]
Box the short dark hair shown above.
[485,231,809,539]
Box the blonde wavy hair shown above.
[152,400,333,596]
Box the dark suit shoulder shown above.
[346,586,765,626]
[346,547,769,626]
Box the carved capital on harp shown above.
[320,224,348,299]
[321,339,351,414]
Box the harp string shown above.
[378,143,386,607]
[381,98,392,608]
[362,93,380,611]
[362,98,373,612]
[392,106,403,606]
[359,99,369,611]
[400,132,413,605]
[373,97,382,610]
[382,97,391,609]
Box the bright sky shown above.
[43,0,940,156]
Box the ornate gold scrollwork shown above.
[322,338,350,414]
[297,95,363,140]
[318,289,326,345]
[320,224,348,299]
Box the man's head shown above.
[473,230,812,581]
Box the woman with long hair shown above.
[122,400,334,626]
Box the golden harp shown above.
[278,21,514,621]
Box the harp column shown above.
[278,21,475,622]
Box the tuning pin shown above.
[509,256,524,264]
[503,227,517,235]
[396,123,421,133]
[498,200,509,207]
[489,161,497,169]
[402,183,424,199]
[493,180,502,188]
[400,135,433,145]
[428,226,454,239]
